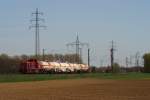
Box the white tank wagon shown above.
[68,63,76,72]
[49,62,61,73]
[59,63,70,72]
[80,64,89,72]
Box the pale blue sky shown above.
[0,0,150,66]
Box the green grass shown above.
[0,72,150,83]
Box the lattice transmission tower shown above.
[30,8,46,58]
[67,34,89,64]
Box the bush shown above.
[143,53,150,73]
[0,54,21,74]
[113,63,120,73]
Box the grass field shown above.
[0,72,150,83]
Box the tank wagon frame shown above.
[20,59,89,74]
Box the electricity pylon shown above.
[30,8,46,59]
[67,34,89,64]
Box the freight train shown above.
[20,59,89,73]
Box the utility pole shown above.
[42,49,46,61]
[30,8,46,59]
[135,52,140,67]
[79,48,82,64]
[67,34,89,64]
[88,48,90,67]
[100,59,104,67]
[129,55,133,67]
[126,57,129,68]
[110,40,115,72]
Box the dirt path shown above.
[0,79,150,100]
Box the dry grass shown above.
[0,78,150,100]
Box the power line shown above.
[29,8,46,59]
